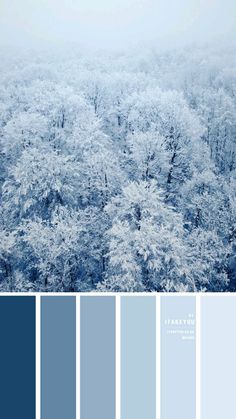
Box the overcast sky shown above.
[0,0,235,50]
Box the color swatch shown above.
[121,296,156,419]
[161,296,196,419]
[41,297,76,419]
[201,296,236,419]
[80,296,116,419]
[0,296,35,419]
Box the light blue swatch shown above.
[121,296,156,419]
[201,296,236,419]
[80,296,116,419]
[161,296,196,419]
[41,296,76,419]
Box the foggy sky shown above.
[0,0,235,50]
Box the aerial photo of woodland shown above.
[0,0,235,292]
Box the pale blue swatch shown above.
[41,297,76,419]
[80,296,116,419]
[121,296,156,419]
[201,296,236,419]
[161,296,196,419]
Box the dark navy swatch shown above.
[0,296,35,419]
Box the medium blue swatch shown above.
[80,296,116,419]
[161,296,196,419]
[0,296,35,419]
[121,296,156,419]
[201,296,236,419]
[41,296,76,419]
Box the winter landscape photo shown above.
[0,0,236,292]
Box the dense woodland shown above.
[0,43,236,292]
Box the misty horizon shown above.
[0,0,235,51]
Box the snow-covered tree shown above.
[99,180,192,291]
[2,148,80,222]
[21,208,83,291]
[126,131,170,186]
[122,87,205,200]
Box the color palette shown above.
[0,294,235,418]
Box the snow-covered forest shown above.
[0,44,236,292]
